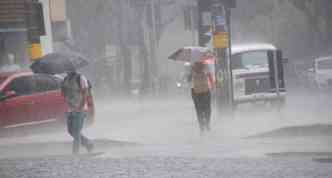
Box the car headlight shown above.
[176,82,182,88]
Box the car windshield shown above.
[317,59,332,70]
[232,51,269,69]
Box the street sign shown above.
[29,43,43,61]
[213,32,229,48]
[215,15,226,26]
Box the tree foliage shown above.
[232,0,332,59]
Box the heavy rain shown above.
[1,0,332,177]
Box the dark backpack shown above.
[61,72,92,96]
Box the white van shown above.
[231,44,286,107]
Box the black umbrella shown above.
[30,52,89,74]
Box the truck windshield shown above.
[232,51,269,69]
[317,59,332,70]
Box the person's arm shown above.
[207,72,215,89]
[60,79,66,98]
[78,75,89,111]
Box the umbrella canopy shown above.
[30,52,89,74]
[168,46,211,63]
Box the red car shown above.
[0,71,95,135]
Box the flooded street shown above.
[1,89,332,177]
[1,0,332,177]
[2,156,332,178]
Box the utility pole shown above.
[150,0,158,94]
[190,0,197,45]
[197,0,236,116]
[119,0,132,94]
[211,2,233,114]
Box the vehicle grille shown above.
[245,78,270,95]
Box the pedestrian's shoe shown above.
[72,142,80,155]
[86,143,94,153]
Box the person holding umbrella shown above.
[190,54,215,134]
[169,47,215,134]
[31,52,94,154]
[61,70,94,154]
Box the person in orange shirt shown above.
[190,57,215,134]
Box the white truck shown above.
[175,43,287,108]
[231,43,287,108]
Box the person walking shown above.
[190,59,215,134]
[61,70,94,154]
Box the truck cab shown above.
[231,44,286,108]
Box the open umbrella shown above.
[30,52,89,74]
[169,46,216,76]
[168,46,211,63]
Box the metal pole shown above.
[151,0,157,49]
[274,52,280,97]
[212,2,233,115]
[225,7,234,110]
[150,0,158,94]
[190,0,197,45]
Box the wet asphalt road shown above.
[1,91,332,178]
[1,156,332,178]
